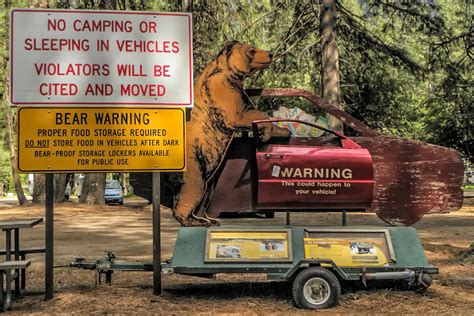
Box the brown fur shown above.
[173,41,289,226]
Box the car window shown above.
[106,181,121,190]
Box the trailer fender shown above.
[283,259,353,282]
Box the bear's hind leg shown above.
[173,162,208,226]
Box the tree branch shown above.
[337,7,425,74]
[375,0,443,31]
[433,29,473,47]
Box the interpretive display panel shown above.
[17,107,185,172]
[205,229,292,262]
[304,230,394,267]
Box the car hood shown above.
[106,189,122,195]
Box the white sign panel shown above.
[10,9,193,106]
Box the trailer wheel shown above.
[292,267,341,310]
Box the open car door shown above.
[253,119,374,211]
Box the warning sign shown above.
[9,9,193,106]
[17,107,185,172]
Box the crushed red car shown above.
[131,88,464,226]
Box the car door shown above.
[253,119,374,211]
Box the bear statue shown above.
[169,41,289,226]
[129,41,289,226]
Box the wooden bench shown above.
[0,260,31,271]
[0,260,31,310]
[0,247,45,291]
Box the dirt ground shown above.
[1,198,473,314]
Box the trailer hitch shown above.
[70,252,153,285]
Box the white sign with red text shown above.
[10,9,193,106]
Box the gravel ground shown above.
[0,199,473,314]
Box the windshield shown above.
[106,181,121,190]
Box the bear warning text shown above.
[17,108,186,172]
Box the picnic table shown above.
[0,218,43,310]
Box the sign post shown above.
[152,173,161,295]
[45,174,54,300]
[11,8,193,299]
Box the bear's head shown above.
[218,41,272,77]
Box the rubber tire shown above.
[292,267,341,310]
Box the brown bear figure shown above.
[173,41,289,226]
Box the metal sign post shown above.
[152,172,161,295]
[45,173,54,300]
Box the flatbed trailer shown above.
[71,225,437,310]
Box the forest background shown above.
[0,0,472,204]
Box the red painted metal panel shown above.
[207,137,256,217]
[256,143,374,210]
[354,135,464,225]
[206,158,254,217]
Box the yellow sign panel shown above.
[17,107,185,172]
[304,238,389,267]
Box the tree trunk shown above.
[1,0,27,205]
[119,173,128,195]
[54,174,67,203]
[33,174,45,203]
[98,0,116,9]
[178,0,193,12]
[320,0,343,132]
[4,109,28,205]
[80,173,105,205]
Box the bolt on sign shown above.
[9,9,193,106]
[17,108,185,172]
